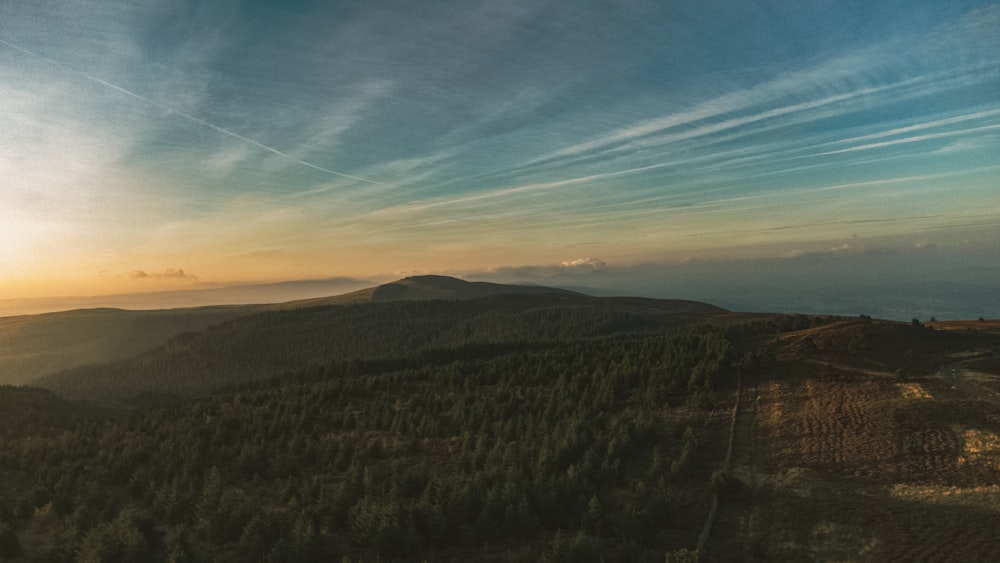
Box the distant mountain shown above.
[0,277,375,386]
[33,276,729,402]
[271,275,583,308]
[4,276,728,390]
[0,277,375,317]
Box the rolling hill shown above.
[31,275,729,402]
[269,274,586,308]
[4,276,1000,561]
[0,305,264,386]
[0,277,375,317]
[1,275,628,388]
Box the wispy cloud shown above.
[129,268,198,281]
[824,108,1000,146]
[817,123,1000,156]
[0,37,395,188]
[3,1,1000,300]
[513,46,924,169]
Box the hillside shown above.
[0,276,598,388]
[0,305,262,386]
[8,279,1000,561]
[2,309,740,562]
[0,277,374,317]
[32,277,729,402]
[269,275,586,308]
[705,318,1000,560]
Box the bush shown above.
[546,530,602,563]
[0,525,21,560]
[709,469,745,500]
[665,547,699,562]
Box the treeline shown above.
[1,325,736,561]
[34,297,705,403]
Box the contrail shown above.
[0,37,396,188]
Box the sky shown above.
[2,1,999,318]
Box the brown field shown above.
[709,321,1000,561]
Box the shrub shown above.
[546,530,602,563]
[0,525,21,560]
[709,469,745,500]
[665,547,699,562]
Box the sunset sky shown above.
[2,1,999,315]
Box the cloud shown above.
[355,11,1000,239]
[129,268,198,281]
[816,123,1000,156]
[561,257,607,270]
[163,268,196,279]
[471,257,610,281]
[934,137,995,154]
[0,33,395,190]
[771,242,901,263]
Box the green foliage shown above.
[665,547,700,562]
[546,530,603,563]
[35,297,722,402]
[1,318,741,560]
[76,506,157,563]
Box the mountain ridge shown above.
[267,274,586,309]
[29,276,731,401]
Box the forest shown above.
[0,292,801,562]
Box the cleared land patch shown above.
[710,321,1000,561]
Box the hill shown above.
[0,277,374,316]
[0,305,263,386]
[270,275,586,308]
[0,276,608,388]
[4,281,1000,561]
[32,277,729,402]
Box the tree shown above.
[237,512,283,559]
[76,506,156,563]
[709,469,744,500]
[0,525,21,560]
[546,530,602,563]
[665,548,699,562]
[582,495,602,535]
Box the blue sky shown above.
[1,1,998,316]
